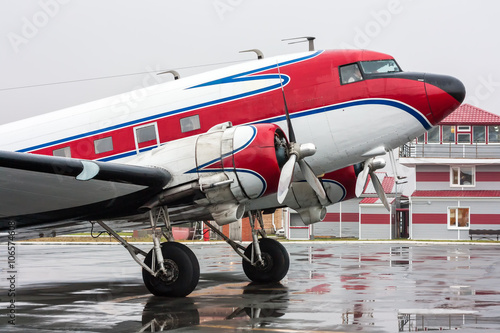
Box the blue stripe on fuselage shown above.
[253,98,432,131]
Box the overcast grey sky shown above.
[1,0,499,124]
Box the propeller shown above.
[388,148,408,183]
[355,157,390,211]
[276,65,326,204]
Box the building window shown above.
[457,133,471,144]
[427,127,440,143]
[456,125,472,144]
[448,207,470,229]
[450,166,475,187]
[53,146,71,158]
[339,63,363,84]
[473,126,486,143]
[442,125,455,143]
[180,115,201,133]
[94,137,113,154]
[136,124,157,143]
[489,126,500,143]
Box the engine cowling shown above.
[322,166,358,203]
[136,123,288,225]
[283,165,358,225]
[194,123,287,203]
[132,122,289,225]
[196,124,282,199]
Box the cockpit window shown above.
[339,63,363,85]
[359,59,401,74]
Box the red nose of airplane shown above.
[424,73,466,124]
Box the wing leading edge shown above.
[0,150,171,234]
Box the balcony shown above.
[400,142,500,159]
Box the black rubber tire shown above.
[242,238,289,283]
[142,242,200,297]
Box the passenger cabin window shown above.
[136,124,157,144]
[359,59,401,74]
[53,146,71,158]
[180,115,201,133]
[94,137,113,154]
[339,63,363,84]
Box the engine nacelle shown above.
[135,123,288,225]
[194,123,286,202]
[322,166,358,203]
[283,165,358,225]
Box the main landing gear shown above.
[204,210,290,284]
[96,207,289,297]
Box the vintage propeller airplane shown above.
[0,49,465,297]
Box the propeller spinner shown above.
[275,65,326,204]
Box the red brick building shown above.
[215,209,285,241]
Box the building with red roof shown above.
[440,104,500,125]
[399,103,500,240]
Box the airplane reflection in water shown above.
[141,283,288,332]
[5,243,500,332]
[141,245,494,332]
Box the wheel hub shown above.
[157,259,179,284]
[256,252,274,272]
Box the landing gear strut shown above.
[242,238,289,283]
[142,241,199,297]
[98,208,287,297]
[96,206,200,297]
[204,210,290,283]
[242,211,289,283]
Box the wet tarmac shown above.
[2,242,500,332]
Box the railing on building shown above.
[400,142,500,159]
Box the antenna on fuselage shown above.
[239,49,264,60]
[282,36,316,51]
[157,70,180,80]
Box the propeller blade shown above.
[355,161,371,197]
[388,149,407,181]
[277,154,297,204]
[298,159,327,200]
[277,64,296,143]
[370,171,390,211]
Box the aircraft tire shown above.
[242,238,289,283]
[142,242,200,297]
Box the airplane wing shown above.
[0,150,171,239]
